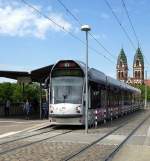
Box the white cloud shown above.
[0,0,72,39]
[0,63,31,71]
[0,78,17,83]
[90,33,107,40]
[101,33,107,40]
[100,13,110,19]
[0,64,9,68]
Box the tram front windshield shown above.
[51,77,83,104]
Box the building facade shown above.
[117,47,145,85]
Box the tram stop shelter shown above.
[0,64,53,118]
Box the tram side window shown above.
[124,92,128,105]
[91,88,101,109]
[108,91,113,107]
[107,92,110,107]
[118,93,122,106]
[101,90,106,107]
[114,94,119,106]
[129,93,132,105]
[132,94,134,104]
[125,92,131,105]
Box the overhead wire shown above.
[20,0,114,64]
[121,0,139,45]
[56,0,134,71]
[56,0,117,60]
[56,0,82,26]
[121,0,150,67]
[53,0,150,76]
[104,0,136,50]
[20,0,84,45]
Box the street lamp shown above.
[81,25,91,133]
[145,70,147,108]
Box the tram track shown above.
[0,110,149,161]
[0,125,59,145]
[61,112,150,161]
[104,113,150,161]
[0,127,73,156]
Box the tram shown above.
[49,60,142,125]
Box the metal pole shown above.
[40,83,42,119]
[145,70,147,108]
[48,83,51,115]
[81,24,91,133]
[45,89,48,102]
[85,31,89,133]
[22,83,25,101]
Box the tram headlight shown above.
[76,106,81,113]
[49,105,54,110]
[49,105,54,113]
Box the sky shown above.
[0,0,150,82]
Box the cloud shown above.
[101,33,107,40]
[0,64,9,68]
[0,0,72,39]
[0,78,17,83]
[0,63,31,71]
[90,33,107,40]
[100,13,110,19]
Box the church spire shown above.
[116,48,128,82]
[133,47,144,84]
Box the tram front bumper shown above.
[49,115,84,125]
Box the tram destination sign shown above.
[52,69,83,77]
[57,61,78,68]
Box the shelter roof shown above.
[31,65,53,83]
[0,64,53,83]
[0,71,30,80]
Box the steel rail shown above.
[0,130,72,156]
[104,113,150,161]
[61,117,135,161]
[0,125,59,146]
[61,110,148,161]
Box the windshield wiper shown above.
[63,94,68,103]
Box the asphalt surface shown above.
[112,110,150,161]
[0,109,150,161]
[0,118,50,136]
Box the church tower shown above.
[133,47,144,84]
[116,48,128,82]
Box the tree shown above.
[132,84,150,101]
[0,83,14,103]
[23,83,41,102]
[0,82,41,103]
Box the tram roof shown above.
[75,60,106,84]
[75,60,140,94]
[0,59,141,94]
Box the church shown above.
[116,47,145,85]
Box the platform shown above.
[0,118,50,138]
[0,110,150,161]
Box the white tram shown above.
[49,60,142,125]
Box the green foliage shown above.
[0,83,41,103]
[23,83,41,102]
[132,84,150,101]
[0,83,14,103]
